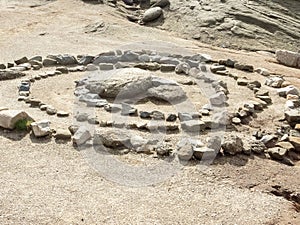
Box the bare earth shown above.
[0,0,299,224]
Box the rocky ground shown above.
[0,0,300,224]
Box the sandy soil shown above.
[0,0,300,224]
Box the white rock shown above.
[31,120,51,137]
[0,110,33,129]
[142,7,163,23]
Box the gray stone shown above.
[159,57,180,65]
[72,126,92,146]
[43,58,57,66]
[57,111,69,117]
[49,54,78,65]
[265,76,284,88]
[175,62,190,75]
[0,70,25,81]
[46,107,57,115]
[120,51,139,62]
[166,113,177,122]
[99,63,114,70]
[30,56,42,62]
[260,135,278,148]
[209,92,227,106]
[78,55,94,65]
[0,64,6,69]
[210,64,226,73]
[181,120,205,132]
[207,135,222,151]
[15,57,29,65]
[140,111,151,119]
[219,59,236,67]
[234,63,254,72]
[193,147,215,161]
[178,112,193,121]
[142,7,163,23]
[177,142,194,161]
[75,112,89,122]
[276,50,300,68]
[237,78,249,86]
[277,85,299,97]
[93,129,131,148]
[93,55,119,64]
[56,67,69,74]
[31,120,51,137]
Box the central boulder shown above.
[80,68,187,103]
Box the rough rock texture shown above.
[0,110,33,129]
[160,0,300,51]
[31,120,51,137]
[276,50,300,68]
[78,68,187,102]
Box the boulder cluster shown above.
[0,49,299,166]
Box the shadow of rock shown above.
[0,128,28,141]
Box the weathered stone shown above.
[29,56,42,62]
[219,59,236,67]
[46,107,57,115]
[276,50,300,68]
[75,112,89,122]
[175,62,190,75]
[42,58,57,66]
[140,111,152,119]
[277,85,299,97]
[49,54,78,65]
[54,128,72,140]
[15,57,28,65]
[249,140,266,154]
[232,117,241,125]
[285,110,300,125]
[31,120,51,137]
[56,66,69,74]
[193,147,215,161]
[78,55,94,65]
[209,92,226,106]
[256,95,272,104]
[142,7,163,23]
[222,135,244,155]
[276,142,295,151]
[178,112,193,121]
[57,111,69,117]
[0,110,33,130]
[177,142,194,161]
[265,76,284,88]
[234,63,254,72]
[93,129,131,148]
[210,64,226,73]
[260,135,278,148]
[166,113,177,122]
[266,147,287,160]
[68,125,79,135]
[159,57,180,65]
[207,136,222,152]
[72,126,92,146]
[255,67,270,76]
[181,120,205,132]
[134,62,160,71]
[0,64,6,69]
[289,137,300,152]
[0,70,25,81]
[237,78,249,86]
[99,63,114,70]
[120,51,139,62]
